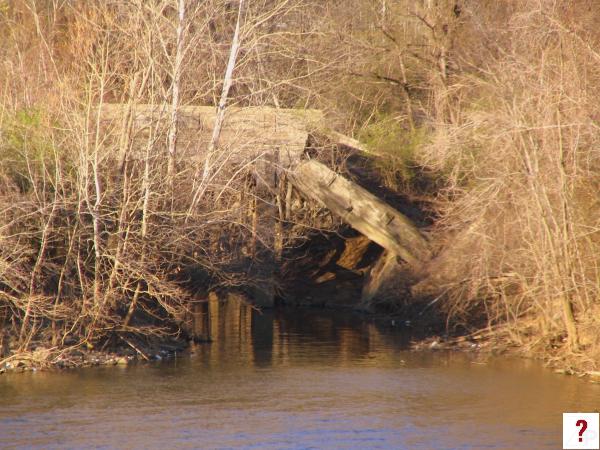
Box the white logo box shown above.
[564,413,600,449]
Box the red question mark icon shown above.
[576,419,588,442]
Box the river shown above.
[0,298,598,449]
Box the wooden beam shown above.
[289,159,431,267]
[361,250,403,306]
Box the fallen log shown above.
[289,159,431,267]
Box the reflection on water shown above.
[1,297,599,449]
[189,294,409,370]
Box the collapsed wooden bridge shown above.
[99,104,432,305]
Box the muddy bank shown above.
[4,302,597,380]
[0,334,187,374]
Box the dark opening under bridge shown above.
[99,104,432,305]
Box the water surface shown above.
[1,300,598,449]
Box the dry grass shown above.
[0,0,337,357]
[290,0,600,370]
[408,1,600,369]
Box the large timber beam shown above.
[289,159,431,267]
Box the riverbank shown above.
[410,324,600,382]
[3,0,600,388]
[0,334,187,374]
[2,301,596,383]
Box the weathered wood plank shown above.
[361,250,402,305]
[289,159,431,267]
